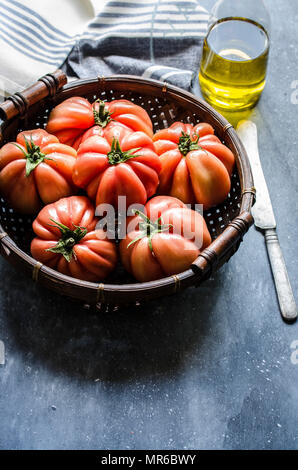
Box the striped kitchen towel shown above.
[0,0,99,96]
[0,0,209,96]
[63,0,209,90]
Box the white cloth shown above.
[0,0,104,95]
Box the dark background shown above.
[0,0,297,450]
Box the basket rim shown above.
[0,74,254,300]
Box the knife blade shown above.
[237,120,297,323]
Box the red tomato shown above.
[120,195,211,282]
[0,129,77,214]
[46,97,154,148]
[31,196,117,282]
[153,122,235,209]
[73,124,161,209]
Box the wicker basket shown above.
[0,70,255,307]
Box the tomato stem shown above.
[14,135,52,176]
[93,99,112,128]
[46,219,88,262]
[127,210,173,252]
[107,138,141,165]
[178,131,200,156]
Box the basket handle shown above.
[191,211,254,282]
[0,69,67,122]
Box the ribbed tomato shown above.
[120,196,211,282]
[0,129,77,214]
[72,124,161,209]
[153,122,235,209]
[31,196,117,282]
[46,97,153,149]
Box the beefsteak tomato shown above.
[0,129,77,214]
[31,196,117,282]
[72,124,161,209]
[120,195,211,282]
[153,122,235,209]
[46,97,154,149]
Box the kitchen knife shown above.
[237,120,297,323]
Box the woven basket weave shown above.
[0,71,255,308]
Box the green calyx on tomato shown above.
[107,138,141,165]
[128,210,173,252]
[178,131,200,156]
[46,219,87,262]
[14,136,51,177]
[93,99,112,128]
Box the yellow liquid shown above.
[199,17,269,111]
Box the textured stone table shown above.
[0,0,297,450]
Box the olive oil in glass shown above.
[199,17,269,110]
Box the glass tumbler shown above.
[199,0,270,111]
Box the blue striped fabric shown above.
[0,0,75,67]
[85,0,209,36]
[0,0,209,93]
[64,0,209,90]
[4,0,72,38]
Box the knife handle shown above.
[264,228,297,322]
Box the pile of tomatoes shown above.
[0,96,235,283]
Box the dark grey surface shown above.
[0,0,297,450]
